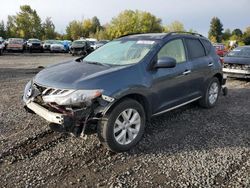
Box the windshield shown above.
[9,39,23,44]
[227,47,250,58]
[45,40,55,44]
[53,41,63,44]
[83,40,156,65]
[73,41,85,45]
[29,39,40,43]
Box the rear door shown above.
[151,38,193,114]
[184,38,210,97]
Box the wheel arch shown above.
[104,93,152,121]
[213,73,223,85]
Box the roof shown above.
[119,32,205,40]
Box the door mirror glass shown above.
[154,56,177,68]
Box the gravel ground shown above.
[0,53,249,187]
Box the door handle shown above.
[182,70,191,75]
[208,62,214,67]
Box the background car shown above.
[70,40,93,56]
[213,43,228,57]
[62,40,72,52]
[86,38,97,50]
[0,40,4,55]
[43,40,55,51]
[93,40,109,49]
[50,40,65,53]
[223,46,250,78]
[6,38,25,52]
[26,38,43,53]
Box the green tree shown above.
[66,20,84,40]
[6,15,17,38]
[106,10,162,39]
[15,5,42,38]
[232,28,243,37]
[208,17,223,42]
[243,27,250,45]
[91,16,101,33]
[222,28,231,41]
[163,21,185,32]
[42,17,56,40]
[0,20,6,38]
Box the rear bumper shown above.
[223,68,250,78]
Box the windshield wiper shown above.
[86,61,110,67]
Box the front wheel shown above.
[97,99,146,152]
[199,77,220,108]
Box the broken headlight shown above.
[42,89,103,106]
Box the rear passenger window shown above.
[158,39,186,63]
[186,39,206,59]
[201,39,212,54]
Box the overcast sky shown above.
[0,0,249,36]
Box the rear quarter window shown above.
[201,39,213,54]
[185,38,206,59]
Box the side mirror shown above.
[154,56,177,69]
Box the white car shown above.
[0,39,4,55]
[50,41,65,53]
[86,38,97,49]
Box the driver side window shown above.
[158,39,186,63]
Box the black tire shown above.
[199,77,221,108]
[97,99,146,152]
[0,49,2,55]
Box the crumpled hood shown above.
[224,56,250,65]
[34,60,125,90]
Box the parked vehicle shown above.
[86,38,97,50]
[27,38,43,53]
[23,32,226,152]
[213,43,228,57]
[70,40,93,56]
[50,40,65,53]
[0,40,4,55]
[6,38,25,52]
[43,40,55,51]
[93,40,109,50]
[62,40,72,52]
[223,46,250,78]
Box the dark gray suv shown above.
[23,32,226,152]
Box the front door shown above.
[151,39,192,114]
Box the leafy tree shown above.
[6,15,17,38]
[243,27,250,45]
[208,17,223,42]
[163,21,185,32]
[91,16,101,33]
[232,28,243,37]
[106,10,162,39]
[41,17,57,40]
[0,20,6,38]
[66,20,84,40]
[82,19,93,37]
[15,5,42,39]
[222,28,231,41]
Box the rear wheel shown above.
[0,49,2,55]
[97,99,146,152]
[199,77,220,108]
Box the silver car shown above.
[50,41,65,53]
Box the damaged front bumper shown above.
[23,81,114,135]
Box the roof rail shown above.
[167,31,204,37]
[117,32,143,39]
